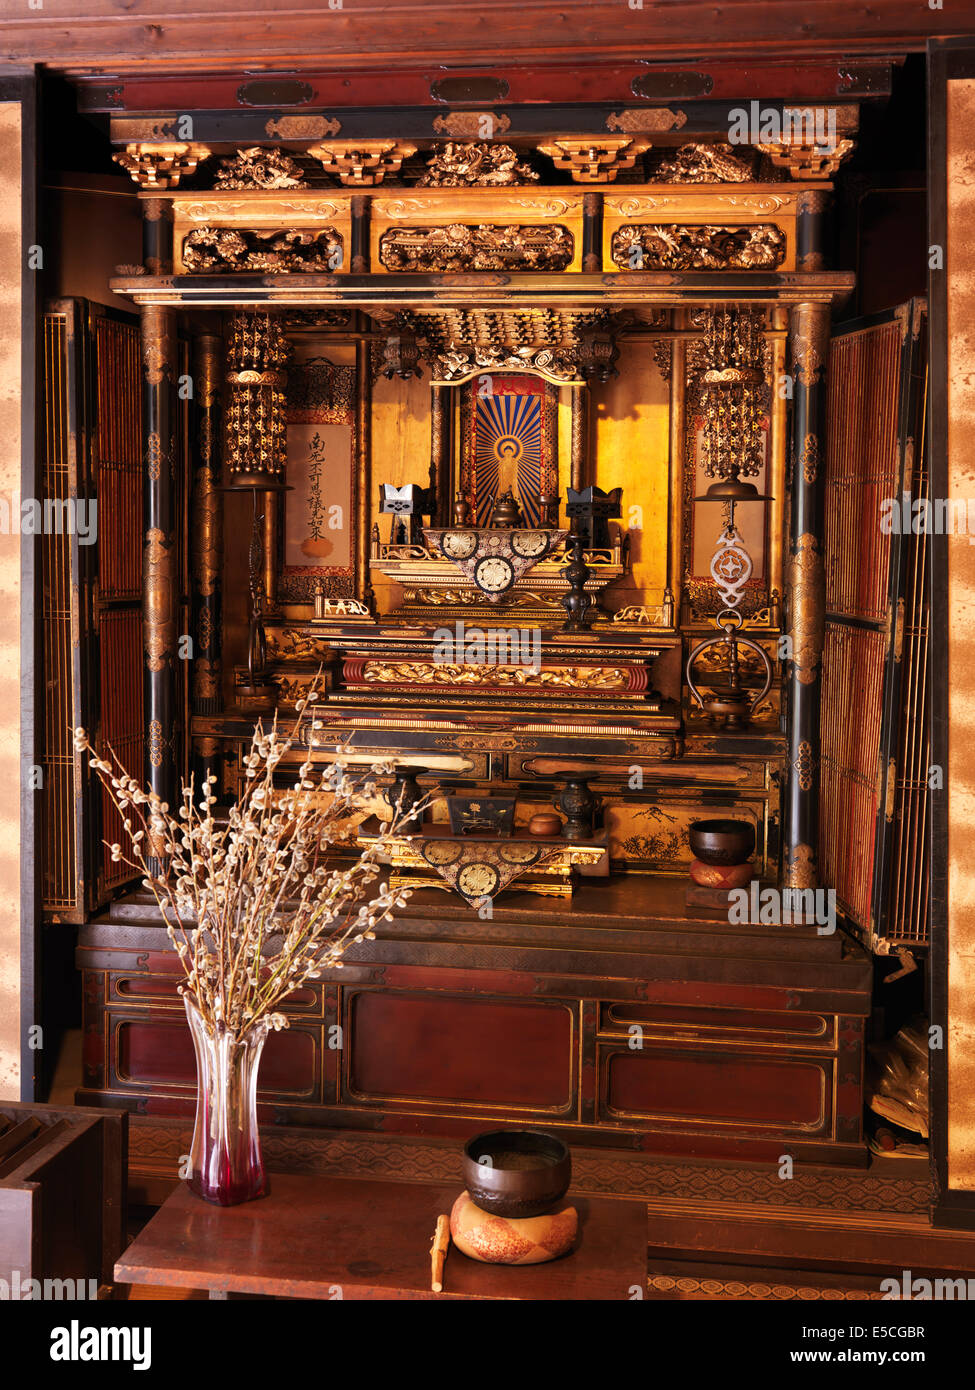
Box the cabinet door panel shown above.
[348,990,574,1111]
[602,1047,827,1132]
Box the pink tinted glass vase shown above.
[185,996,269,1206]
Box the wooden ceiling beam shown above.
[0,0,962,73]
[75,58,897,115]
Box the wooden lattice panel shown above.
[820,302,928,950]
[824,319,902,624]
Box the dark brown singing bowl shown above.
[463,1129,571,1218]
[688,818,756,866]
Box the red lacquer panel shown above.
[349,991,573,1109]
[114,1019,318,1096]
[605,1050,826,1130]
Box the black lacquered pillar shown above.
[142,197,174,275]
[350,193,370,274]
[429,382,451,525]
[582,191,602,272]
[796,190,829,273]
[784,300,829,891]
[141,304,179,842]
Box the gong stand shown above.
[686,500,773,729]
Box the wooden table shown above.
[115,1173,647,1300]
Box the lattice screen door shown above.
[820,299,929,955]
[41,299,144,919]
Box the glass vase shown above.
[184,995,270,1206]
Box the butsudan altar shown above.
[40,94,927,1191]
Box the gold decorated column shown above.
[784,300,830,891]
[355,320,374,608]
[141,303,179,834]
[191,333,223,718]
[667,310,686,626]
[569,381,589,494]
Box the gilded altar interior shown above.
[99,128,859,887]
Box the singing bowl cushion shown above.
[688,857,753,888]
[449,1190,578,1265]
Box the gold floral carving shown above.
[146,433,163,481]
[144,528,175,673]
[432,113,511,138]
[611,223,785,271]
[267,631,333,662]
[141,307,176,386]
[790,305,829,385]
[380,223,573,273]
[193,658,220,701]
[784,843,817,890]
[417,142,539,187]
[606,109,688,135]
[197,605,213,653]
[403,587,554,608]
[113,142,210,189]
[148,719,165,769]
[359,662,632,689]
[214,146,307,189]
[308,140,417,186]
[799,433,819,484]
[788,534,825,686]
[795,740,814,791]
[537,137,649,183]
[275,676,315,706]
[433,345,579,384]
[264,116,341,139]
[435,734,533,751]
[655,143,757,183]
[192,466,221,597]
[182,225,342,274]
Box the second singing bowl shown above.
[463,1129,571,1218]
[688,818,756,866]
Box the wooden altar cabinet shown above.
[69,104,881,1185]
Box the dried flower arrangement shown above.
[73,683,426,1203]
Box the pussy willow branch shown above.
[74,673,427,1038]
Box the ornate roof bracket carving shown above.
[754,104,859,180]
[308,140,417,186]
[113,142,212,189]
[757,138,855,179]
[537,137,650,183]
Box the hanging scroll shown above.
[279,341,357,601]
